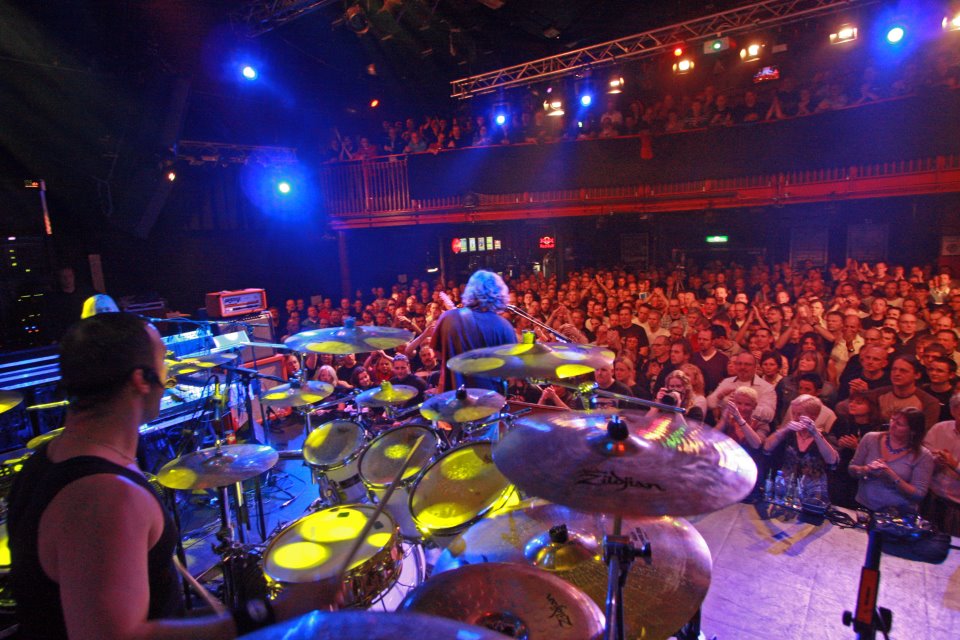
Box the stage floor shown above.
[177,420,960,639]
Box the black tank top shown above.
[7,444,185,639]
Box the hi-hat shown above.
[239,610,508,640]
[435,499,712,640]
[259,381,334,409]
[283,318,413,355]
[401,562,605,639]
[156,444,278,490]
[167,352,238,375]
[446,340,615,381]
[493,410,757,517]
[356,382,418,407]
[420,386,504,423]
[0,391,23,416]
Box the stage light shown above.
[166,171,177,182]
[494,113,507,125]
[830,24,858,44]
[704,37,732,54]
[241,65,258,80]
[607,76,624,94]
[544,99,564,116]
[739,43,762,61]
[277,181,291,194]
[673,46,684,57]
[886,26,905,44]
[943,14,960,31]
[369,99,380,108]
[579,94,592,107]
[672,58,694,74]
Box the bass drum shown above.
[409,441,515,548]
[358,425,439,539]
[262,504,402,609]
[303,420,369,504]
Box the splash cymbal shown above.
[420,387,504,423]
[401,562,605,639]
[435,500,712,640]
[493,409,757,517]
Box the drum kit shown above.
[1,319,757,639]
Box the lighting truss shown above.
[450,0,873,98]
[234,0,341,37]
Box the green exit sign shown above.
[706,235,729,243]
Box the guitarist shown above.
[432,270,516,393]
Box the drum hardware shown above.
[534,377,686,414]
[505,306,572,342]
[238,610,508,640]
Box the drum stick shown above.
[172,555,228,615]
[334,434,427,583]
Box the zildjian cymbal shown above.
[156,444,279,490]
[446,341,615,381]
[434,499,712,640]
[259,381,335,409]
[492,409,757,517]
[356,382,418,407]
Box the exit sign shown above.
[706,235,729,243]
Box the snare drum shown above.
[263,504,402,609]
[358,425,439,539]
[409,441,514,548]
[304,420,368,503]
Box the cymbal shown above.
[401,562,605,639]
[259,381,334,408]
[493,409,757,517]
[167,352,238,375]
[356,382,418,407]
[283,320,413,355]
[446,341,615,381]
[239,610,508,640]
[156,444,278,490]
[0,391,23,416]
[420,387,504,423]
[435,500,712,640]
[27,428,63,450]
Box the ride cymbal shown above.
[446,341,615,381]
[435,500,712,640]
[283,319,413,355]
[493,409,757,517]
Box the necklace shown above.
[62,431,137,465]
[885,433,909,455]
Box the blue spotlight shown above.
[579,94,593,107]
[886,26,905,44]
[241,65,258,80]
[494,113,507,126]
[277,180,291,194]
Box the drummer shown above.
[8,313,322,639]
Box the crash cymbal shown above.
[420,386,504,423]
[259,381,334,409]
[493,409,757,517]
[446,340,615,381]
[239,610,508,640]
[283,318,413,355]
[356,382,418,407]
[167,352,238,375]
[27,428,63,450]
[0,391,23,416]
[401,562,604,639]
[435,500,712,640]
[156,444,278,490]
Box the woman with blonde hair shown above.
[678,363,708,418]
[649,369,703,421]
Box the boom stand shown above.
[603,515,651,640]
[842,523,893,639]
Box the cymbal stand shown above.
[542,379,687,414]
[602,515,651,640]
[842,515,893,640]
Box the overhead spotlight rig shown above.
[450,0,870,99]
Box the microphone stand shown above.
[505,305,570,342]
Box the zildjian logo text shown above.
[574,469,666,492]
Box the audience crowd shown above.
[321,46,959,162]
[273,256,960,535]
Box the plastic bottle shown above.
[764,470,774,499]
[773,470,787,504]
